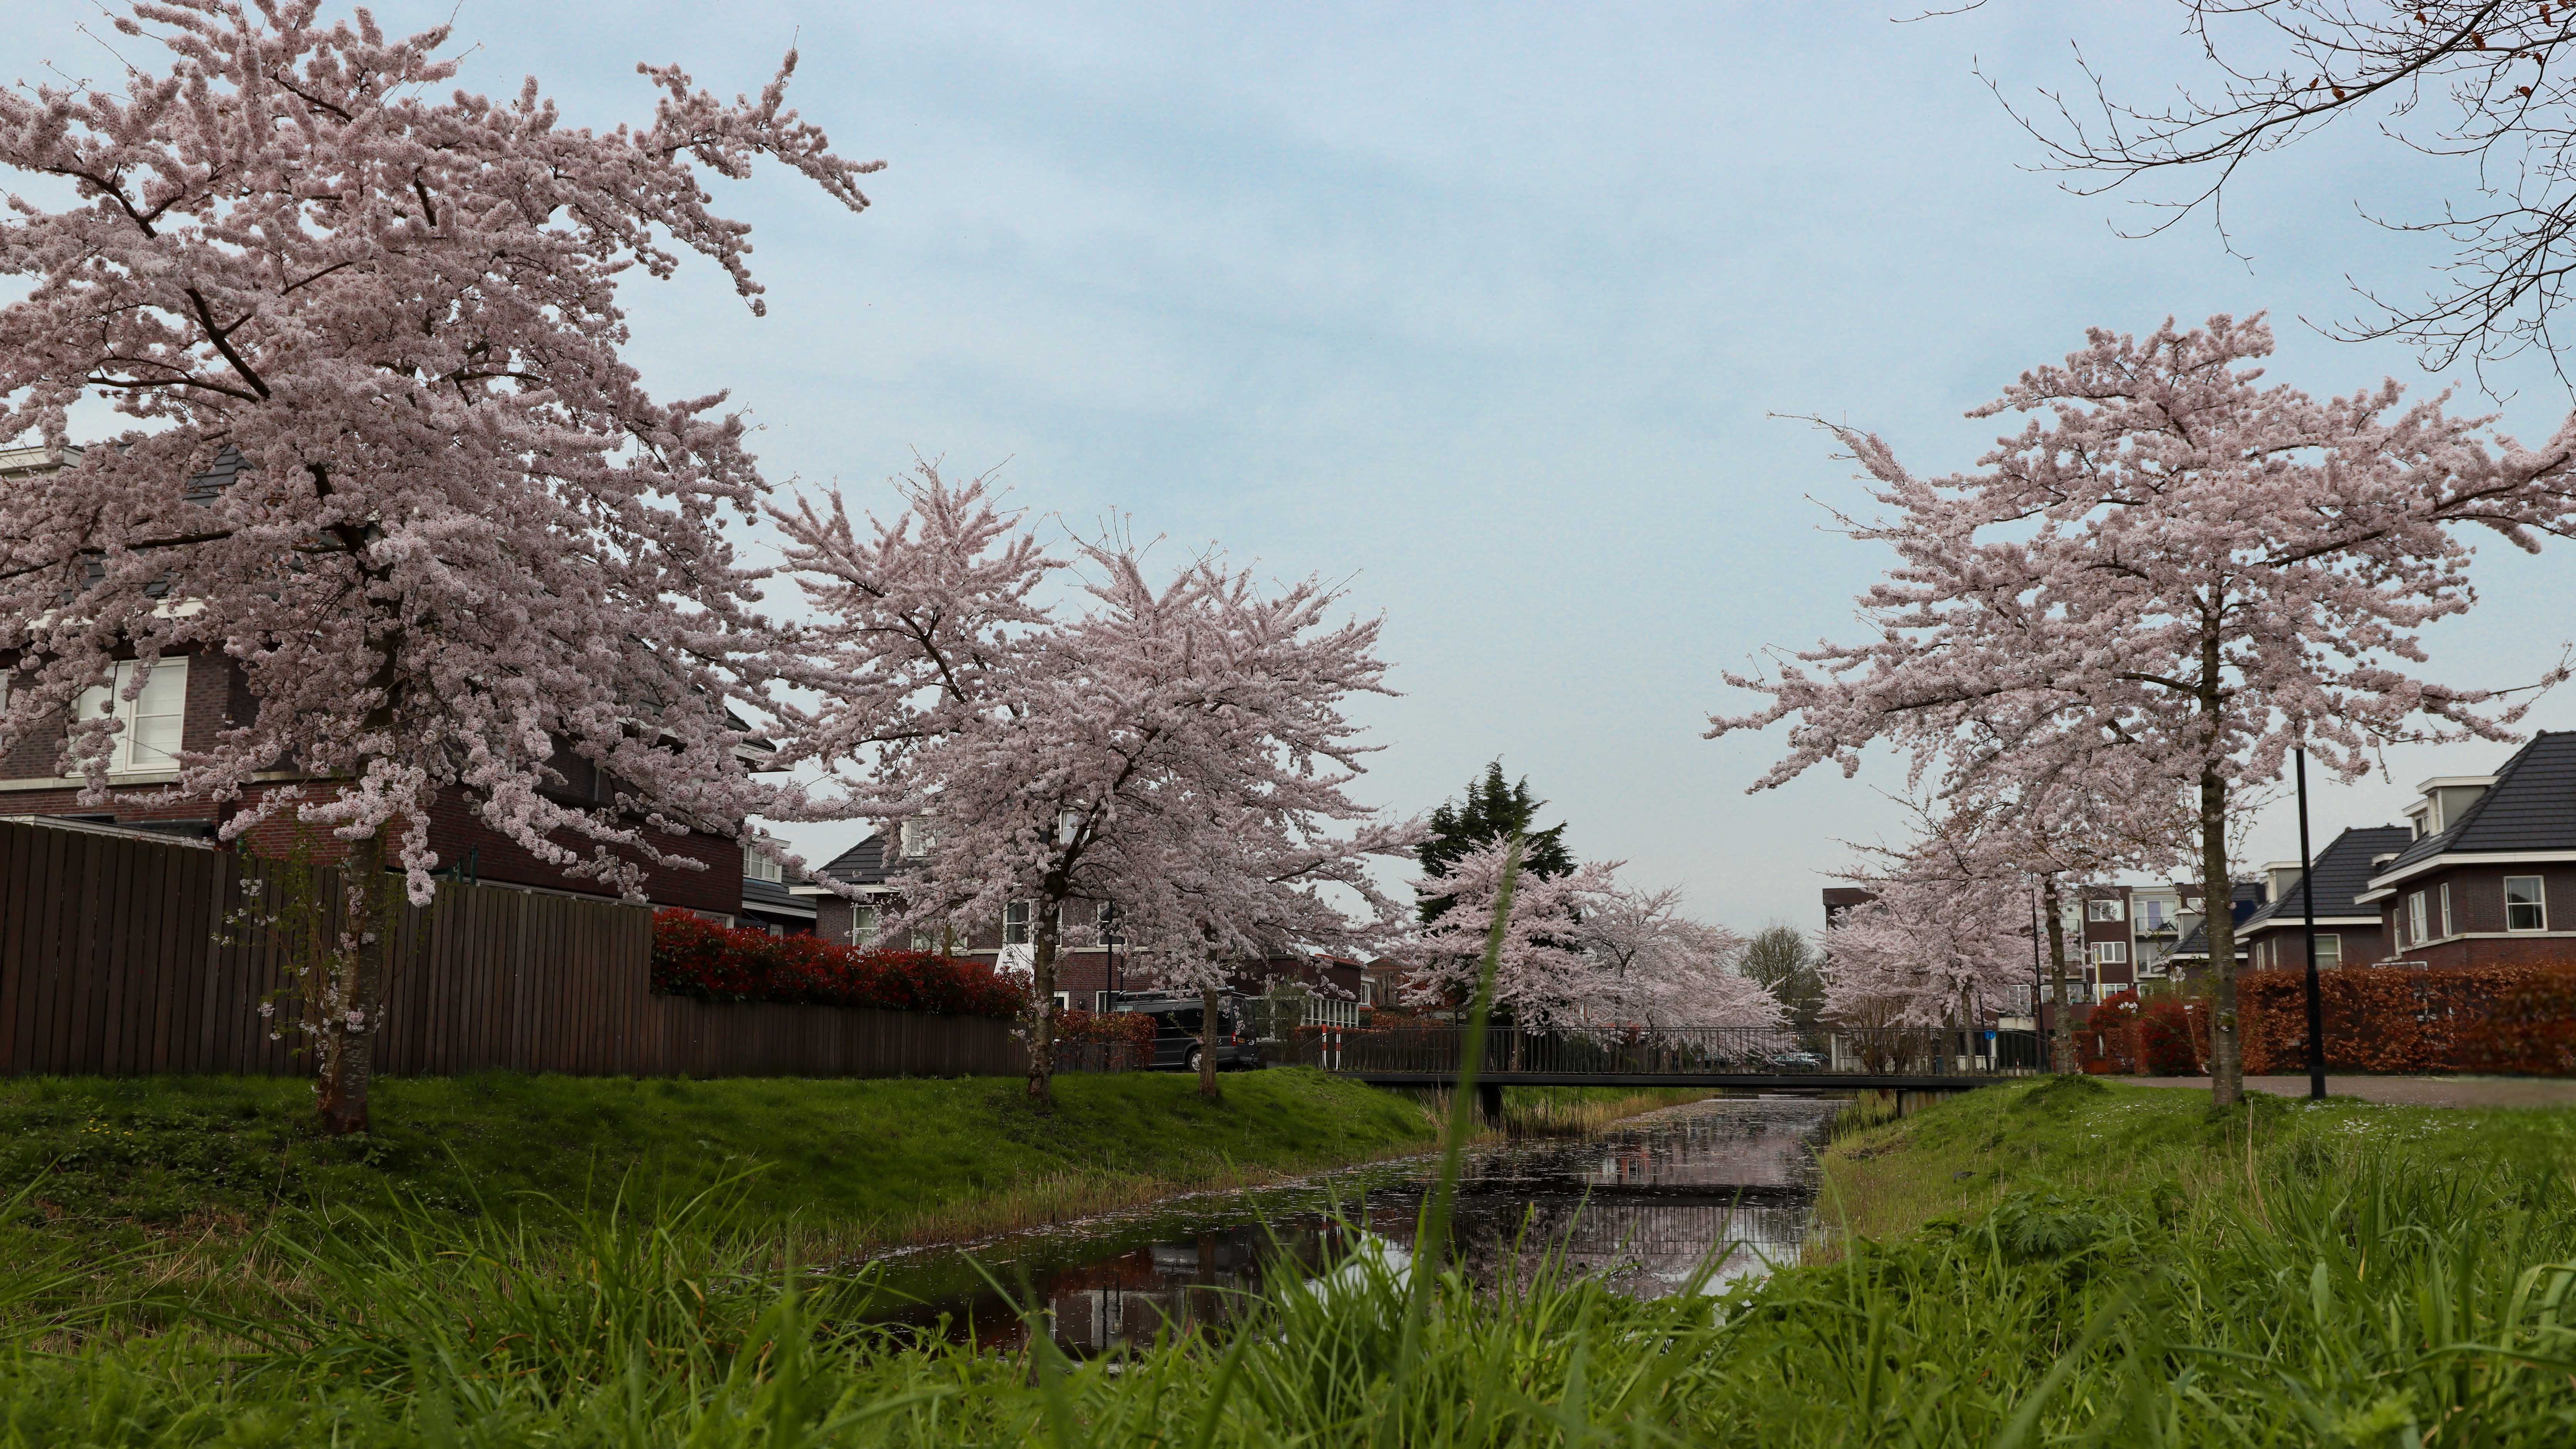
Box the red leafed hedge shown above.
[650,909,1024,1018]
[2240,964,2576,1076]
[1057,1009,1155,1046]
[2082,990,2210,1076]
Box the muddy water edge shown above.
[853,1093,1847,1355]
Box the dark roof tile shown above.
[2375,732,2576,878]
[2243,825,2415,930]
[814,832,896,887]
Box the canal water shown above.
[858,1094,1842,1355]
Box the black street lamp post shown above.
[2297,747,2327,1101]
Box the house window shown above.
[2141,900,2168,932]
[2506,877,2548,933]
[2409,892,2428,947]
[2439,883,2453,939]
[2316,934,2342,968]
[2092,942,2128,965]
[1003,900,1033,947]
[1097,901,1121,941]
[849,905,881,947]
[2087,899,2124,922]
[744,848,784,883]
[67,658,188,775]
[899,820,935,859]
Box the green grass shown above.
[1814,1074,2576,1248]
[19,1075,2576,1444]
[0,1068,1442,1252]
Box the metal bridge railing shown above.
[1279,1025,2047,1078]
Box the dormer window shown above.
[899,820,935,859]
[745,847,784,883]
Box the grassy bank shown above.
[1814,1074,2576,1248]
[16,1076,2576,1443]
[0,1072,1707,1258]
[0,1069,1451,1255]
[27,1077,2573,1443]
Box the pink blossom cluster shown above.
[1400,840,1781,1034]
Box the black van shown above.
[1110,993,1264,1073]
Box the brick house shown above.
[2360,733,2576,966]
[2237,825,2411,973]
[792,824,1366,1011]
[0,448,754,918]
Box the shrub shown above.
[2239,963,2576,1075]
[2136,999,2202,1076]
[1056,1009,1155,1047]
[2081,991,2142,1074]
[649,910,1023,1018]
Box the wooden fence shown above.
[0,817,1023,1079]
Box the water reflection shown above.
[863,1096,1839,1355]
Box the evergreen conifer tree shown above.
[1415,762,1574,923]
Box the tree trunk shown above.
[2043,875,2075,1074]
[1199,987,1222,1100]
[314,828,386,1135]
[1026,905,1060,1108]
[2201,768,2243,1108]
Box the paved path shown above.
[2126,1075,2576,1109]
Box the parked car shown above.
[1110,993,1265,1073]
[1766,1050,1827,1071]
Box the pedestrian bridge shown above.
[1294,1025,2046,1098]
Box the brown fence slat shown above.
[0,819,1024,1082]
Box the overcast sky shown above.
[13,2,2574,930]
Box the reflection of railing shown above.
[1284,1026,2045,1078]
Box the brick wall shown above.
[2244,922,2390,972]
[2379,863,2576,966]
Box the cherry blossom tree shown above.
[1819,819,2039,1037]
[1403,843,1774,1049]
[769,465,1410,1106]
[0,2,877,1132]
[1404,842,1618,1042]
[1110,791,1411,1098]
[1568,885,1777,1032]
[1712,314,2576,1106]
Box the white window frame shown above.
[2314,934,2342,968]
[2439,883,2452,939]
[2091,941,2128,965]
[2506,876,2549,934]
[2086,899,2124,923]
[744,847,784,884]
[849,905,881,947]
[2141,899,2168,932]
[1003,899,1034,947]
[899,820,935,859]
[67,658,188,777]
[2408,891,2429,946]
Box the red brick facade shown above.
[1,648,743,915]
[2375,862,2576,969]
